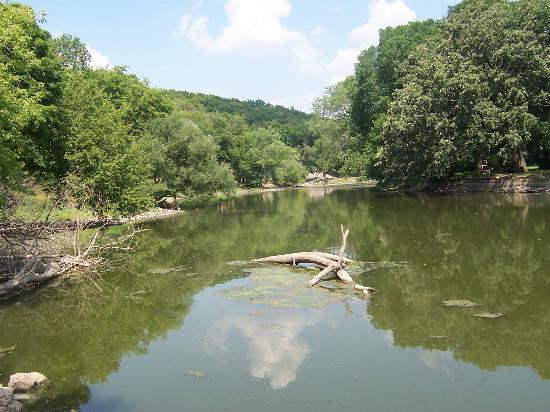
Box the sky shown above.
[24,0,460,112]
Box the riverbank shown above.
[419,171,550,194]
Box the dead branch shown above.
[0,217,145,301]
[253,226,375,294]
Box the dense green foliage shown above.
[167,90,315,148]
[60,71,154,215]
[0,2,63,209]
[143,111,237,199]
[230,128,306,187]
[0,3,308,217]
[380,0,549,186]
[51,34,91,70]
[308,0,549,186]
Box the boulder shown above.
[0,386,13,406]
[157,197,176,209]
[0,386,22,412]
[7,372,46,392]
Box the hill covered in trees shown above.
[1,0,548,219]
[0,2,312,217]
[166,90,314,148]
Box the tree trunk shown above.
[513,148,528,172]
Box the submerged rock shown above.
[185,369,205,378]
[0,346,15,360]
[442,299,480,308]
[8,372,46,392]
[474,312,504,319]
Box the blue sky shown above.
[25,0,459,112]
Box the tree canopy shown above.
[307,0,549,186]
[0,2,309,216]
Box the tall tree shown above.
[51,34,91,70]
[143,111,238,200]
[61,72,153,216]
[90,67,171,137]
[0,3,64,184]
[380,0,549,186]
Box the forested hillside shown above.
[0,2,310,217]
[166,91,314,148]
[1,0,548,220]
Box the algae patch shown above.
[220,266,361,308]
[474,312,503,319]
[442,299,480,308]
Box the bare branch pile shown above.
[253,225,377,296]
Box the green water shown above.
[1,187,550,411]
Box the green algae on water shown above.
[220,266,361,308]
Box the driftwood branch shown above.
[0,219,145,301]
[253,226,376,295]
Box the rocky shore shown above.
[420,173,550,194]
[0,372,46,411]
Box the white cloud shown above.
[327,0,416,83]
[86,45,110,69]
[326,47,361,83]
[293,42,323,73]
[176,0,301,51]
[309,25,324,38]
[206,313,319,389]
[176,0,322,73]
[349,0,415,46]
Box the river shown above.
[1,186,549,411]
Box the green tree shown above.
[90,67,171,137]
[0,3,64,184]
[0,63,24,210]
[379,0,549,186]
[307,76,369,177]
[230,128,305,187]
[168,108,249,165]
[50,34,91,70]
[350,20,439,179]
[143,111,237,200]
[61,72,153,216]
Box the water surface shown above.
[1,187,549,411]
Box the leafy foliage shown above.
[167,90,314,148]
[143,111,237,199]
[61,72,153,216]
[0,2,64,192]
[309,0,548,186]
[90,67,172,137]
[50,34,91,70]
[307,76,370,177]
[380,0,549,186]
[230,128,306,187]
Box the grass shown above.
[11,187,94,222]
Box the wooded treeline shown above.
[1,0,548,218]
[0,3,310,217]
[307,0,549,186]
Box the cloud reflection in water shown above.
[206,312,319,389]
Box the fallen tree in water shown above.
[0,218,142,302]
[253,226,377,295]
